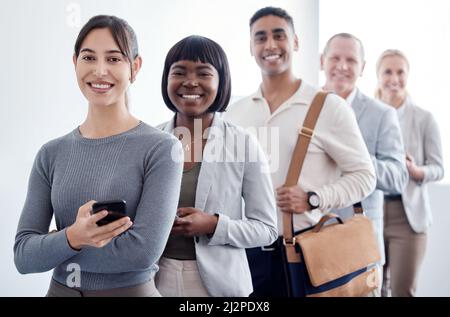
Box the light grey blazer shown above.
[158,114,278,296]
[399,97,444,233]
[334,89,408,264]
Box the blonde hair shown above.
[375,49,410,100]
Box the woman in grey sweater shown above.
[13,15,183,296]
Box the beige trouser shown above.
[46,278,161,297]
[155,257,210,297]
[382,199,427,297]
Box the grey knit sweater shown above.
[14,122,183,290]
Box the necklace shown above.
[177,134,204,152]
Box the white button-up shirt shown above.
[224,81,375,233]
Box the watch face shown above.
[309,194,320,207]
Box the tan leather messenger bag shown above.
[282,91,381,297]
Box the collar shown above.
[250,80,311,106]
[161,113,224,135]
[397,102,406,117]
[346,87,358,106]
[396,95,411,116]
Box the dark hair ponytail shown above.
[74,15,139,107]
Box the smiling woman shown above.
[13,15,184,297]
[74,29,135,110]
[167,60,219,118]
[73,16,140,111]
[155,35,278,297]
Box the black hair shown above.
[74,15,139,80]
[249,6,295,33]
[161,35,231,113]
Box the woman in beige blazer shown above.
[375,49,444,297]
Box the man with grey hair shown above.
[321,33,408,296]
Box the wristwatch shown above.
[307,191,320,210]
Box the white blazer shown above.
[400,97,444,233]
[158,114,278,296]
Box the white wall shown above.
[417,183,450,296]
[0,0,319,296]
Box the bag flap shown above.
[295,215,381,287]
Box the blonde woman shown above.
[375,49,444,297]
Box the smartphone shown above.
[92,200,127,226]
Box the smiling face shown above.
[73,28,137,108]
[250,15,299,77]
[377,55,409,103]
[167,60,219,118]
[321,36,365,99]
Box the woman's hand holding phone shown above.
[66,200,133,250]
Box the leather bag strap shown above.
[283,91,328,263]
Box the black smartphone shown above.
[92,200,127,226]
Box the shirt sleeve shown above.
[421,112,444,183]
[314,95,376,210]
[208,133,278,247]
[14,145,79,274]
[372,106,408,193]
[74,137,183,273]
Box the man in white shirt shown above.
[321,33,408,295]
[224,7,376,297]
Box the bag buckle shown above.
[299,127,313,139]
[283,237,296,246]
[261,245,276,251]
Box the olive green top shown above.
[162,163,201,260]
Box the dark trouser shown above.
[246,237,292,297]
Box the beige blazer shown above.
[400,97,444,233]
